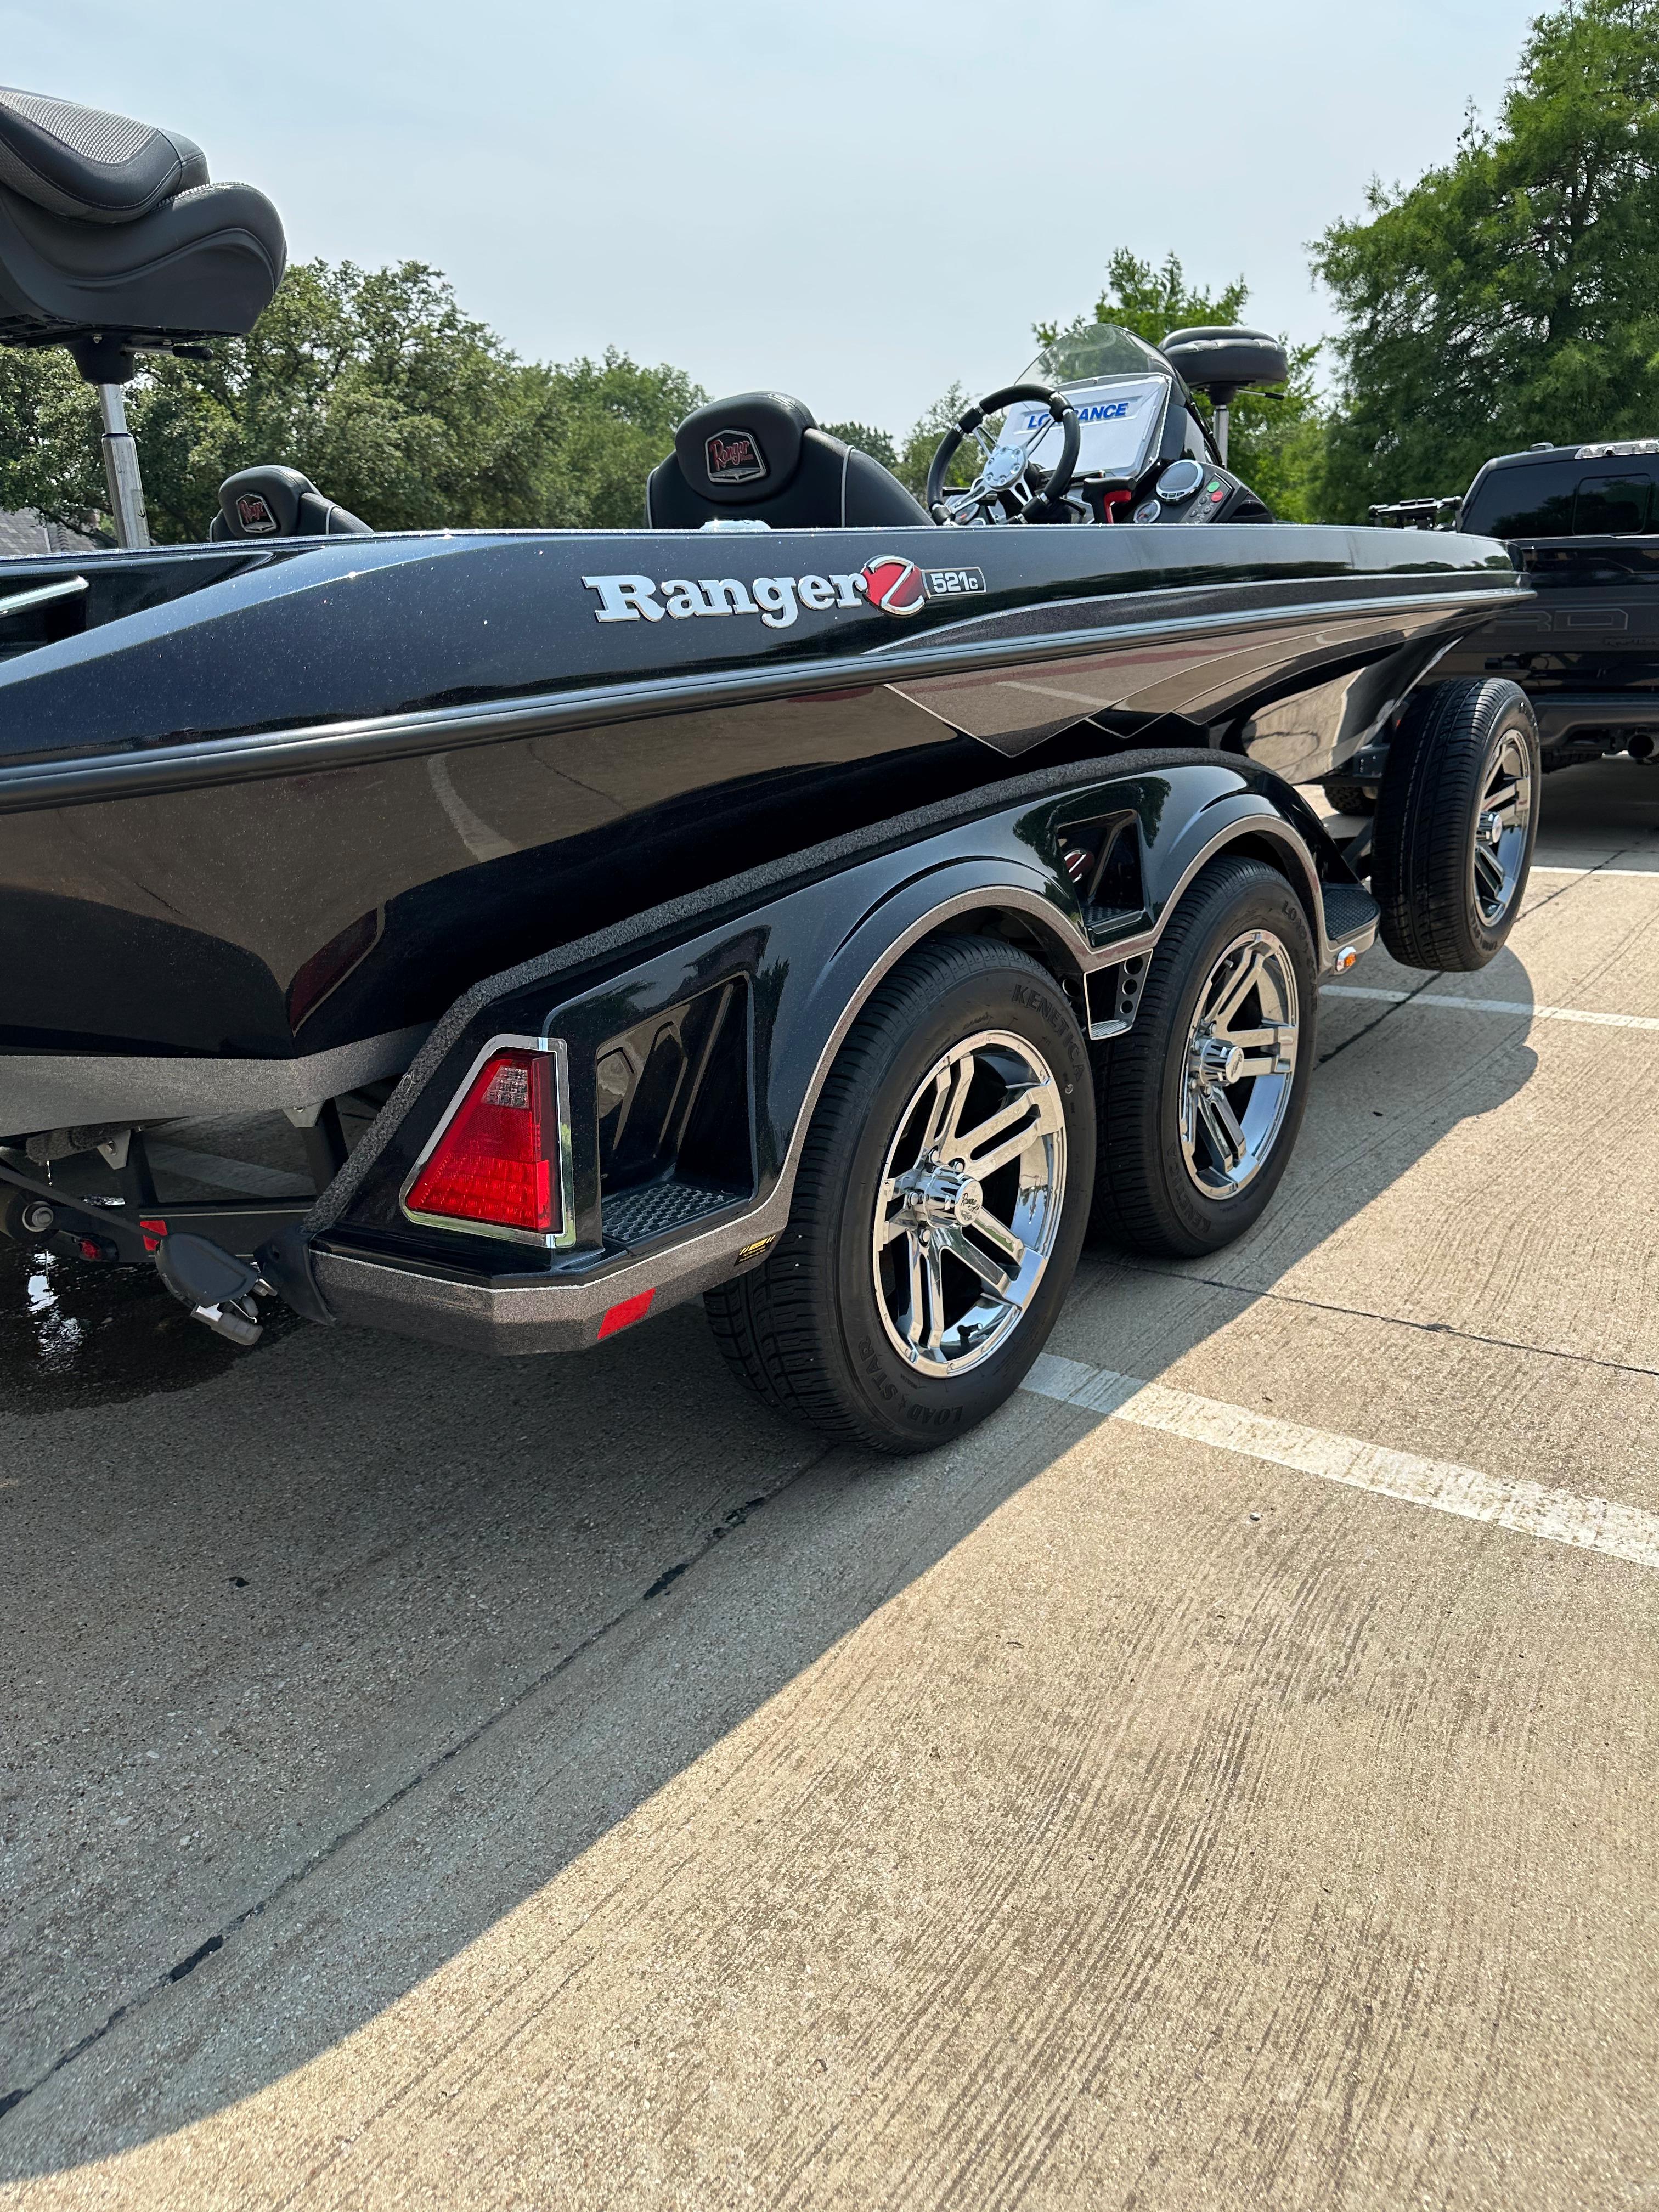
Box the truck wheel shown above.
[1321,774,1375,817]
[1090,854,1315,1258]
[1372,678,1539,971]
[704,936,1093,1454]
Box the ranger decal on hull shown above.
[583,558,988,629]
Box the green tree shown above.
[893,383,982,502]
[1314,0,1659,519]
[0,259,703,541]
[1038,248,1327,521]
[545,347,708,528]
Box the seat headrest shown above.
[211,465,374,539]
[0,87,207,224]
[672,392,816,505]
[216,465,314,537]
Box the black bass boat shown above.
[0,88,1540,1449]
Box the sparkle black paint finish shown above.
[310,754,1344,1307]
[0,523,1517,1087]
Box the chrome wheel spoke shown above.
[956,1085,1037,1156]
[959,1084,1060,1179]
[1181,1075,1200,1153]
[1209,944,1268,1031]
[921,1242,946,1352]
[966,1205,1025,1270]
[1198,1086,1247,1170]
[916,1055,971,1159]
[902,1233,926,1346]
[940,1222,1015,1299]
[876,1177,910,1248]
[1484,777,1521,826]
[899,1233,946,1355]
[1474,842,1505,900]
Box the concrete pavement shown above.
[2,758,1657,2208]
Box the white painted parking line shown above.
[1531,862,1659,878]
[1022,1355,1659,1572]
[1323,985,1659,1033]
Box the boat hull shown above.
[0,522,1522,1131]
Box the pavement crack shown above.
[167,1934,224,1984]
[0,1453,832,2129]
[1109,1258,1659,1385]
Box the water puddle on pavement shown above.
[0,1244,297,1414]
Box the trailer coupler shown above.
[154,1232,274,1346]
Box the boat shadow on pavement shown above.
[0,943,1541,2179]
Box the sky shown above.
[3,0,1542,434]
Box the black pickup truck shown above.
[1347,441,1659,810]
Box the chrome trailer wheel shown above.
[706,937,1094,1454]
[1178,929,1300,1200]
[1091,854,1317,1259]
[872,1029,1068,1376]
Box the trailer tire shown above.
[1372,678,1539,971]
[704,935,1093,1454]
[1090,854,1316,1258]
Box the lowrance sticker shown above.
[1009,375,1167,479]
[583,558,987,628]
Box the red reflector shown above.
[140,1216,168,1254]
[598,1288,655,1339]
[407,1049,561,1235]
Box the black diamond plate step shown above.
[603,1177,743,1246]
[1321,880,1380,948]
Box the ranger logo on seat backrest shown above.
[704,430,768,485]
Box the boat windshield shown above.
[992,323,1175,484]
[1022,323,1168,387]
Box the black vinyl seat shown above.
[0,87,285,364]
[646,392,930,529]
[210,465,374,540]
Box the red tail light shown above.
[406,1048,562,1237]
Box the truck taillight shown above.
[406,1048,562,1237]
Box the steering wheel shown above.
[926,385,1082,525]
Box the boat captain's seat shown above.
[210,465,374,540]
[646,392,931,529]
[0,86,286,381]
